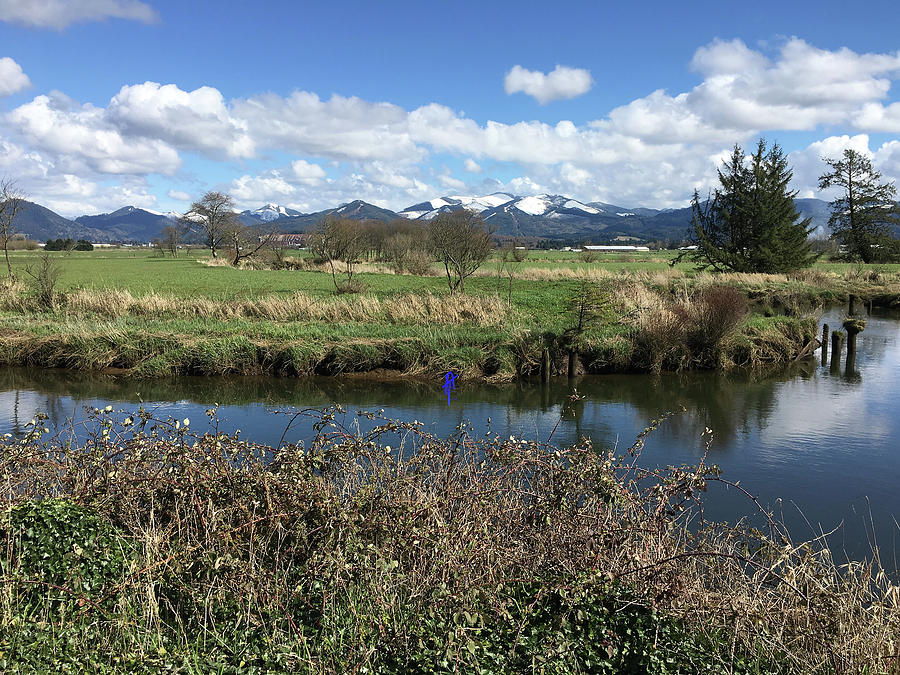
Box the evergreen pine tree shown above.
[818,148,900,263]
[685,139,817,273]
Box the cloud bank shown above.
[2,37,900,215]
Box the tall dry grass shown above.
[0,284,513,327]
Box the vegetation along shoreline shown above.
[1,252,898,380]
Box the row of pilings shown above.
[821,295,867,373]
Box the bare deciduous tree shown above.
[179,191,240,259]
[155,225,182,257]
[0,179,26,278]
[223,220,278,267]
[312,216,368,292]
[427,210,493,294]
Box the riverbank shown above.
[1,250,898,379]
[0,288,816,379]
[2,407,896,673]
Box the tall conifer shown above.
[685,139,817,273]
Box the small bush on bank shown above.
[627,284,748,372]
[675,285,748,360]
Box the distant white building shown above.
[582,245,650,252]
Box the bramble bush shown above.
[0,405,896,672]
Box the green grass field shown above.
[7,248,900,298]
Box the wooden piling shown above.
[821,323,829,365]
[541,348,550,382]
[830,330,843,371]
[567,350,578,378]
[843,318,866,361]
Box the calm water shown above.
[1,308,899,563]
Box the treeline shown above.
[44,238,94,251]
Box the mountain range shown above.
[11,193,840,246]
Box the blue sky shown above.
[1,0,899,216]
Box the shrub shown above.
[23,253,62,309]
[674,285,748,362]
[631,308,690,373]
[335,278,365,294]
[1,407,893,671]
[400,248,433,276]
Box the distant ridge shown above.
[267,200,401,232]
[12,201,102,242]
[12,194,842,245]
[75,206,177,242]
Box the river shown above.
[2,308,898,563]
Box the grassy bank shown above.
[0,285,816,379]
[1,249,896,379]
[2,407,897,673]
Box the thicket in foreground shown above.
[1,407,899,673]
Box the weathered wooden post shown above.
[830,330,843,372]
[821,323,829,365]
[567,350,578,378]
[843,318,866,363]
[541,348,551,382]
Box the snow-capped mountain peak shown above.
[239,203,303,223]
[250,203,298,221]
[398,192,516,220]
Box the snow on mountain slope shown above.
[563,200,599,214]
[399,193,515,219]
[452,193,514,210]
[513,196,549,215]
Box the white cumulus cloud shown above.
[290,159,326,184]
[0,0,158,29]
[167,189,191,202]
[464,158,482,173]
[107,82,254,158]
[7,92,181,174]
[0,57,30,96]
[232,91,421,161]
[504,64,594,104]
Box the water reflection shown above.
[0,365,816,452]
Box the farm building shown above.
[582,245,650,252]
